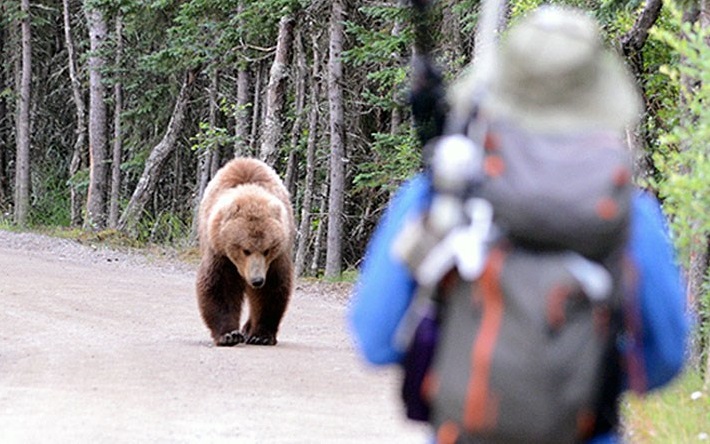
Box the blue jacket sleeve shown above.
[627,191,688,391]
[349,174,432,365]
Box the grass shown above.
[324,268,359,284]
[622,370,710,442]
[42,226,144,249]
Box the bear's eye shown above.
[243,249,251,256]
[263,248,270,256]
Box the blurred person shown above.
[349,6,688,444]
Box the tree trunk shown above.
[325,0,345,279]
[620,0,663,183]
[233,0,250,158]
[190,68,219,241]
[109,13,123,229]
[688,233,710,386]
[208,68,221,177]
[284,28,306,199]
[63,0,88,227]
[390,20,403,133]
[84,3,109,230]
[118,71,195,237]
[295,35,321,277]
[259,15,295,166]
[0,10,9,205]
[249,62,264,156]
[235,66,250,157]
[14,0,31,226]
[310,182,328,276]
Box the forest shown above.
[0,0,708,373]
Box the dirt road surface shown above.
[0,230,429,444]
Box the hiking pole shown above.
[407,0,447,148]
[473,0,507,87]
[445,0,507,135]
[392,2,507,414]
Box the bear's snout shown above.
[245,255,268,289]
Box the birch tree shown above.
[118,71,196,236]
[190,67,220,240]
[109,13,124,229]
[63,0,87,227]
[284,27,307,197]
[324,0,345,279]
[84,2,109,230]
[235,63,251,156]
[0,11,7,203]
[234,0,250,157]
[295,33,322,277]
[14,0,31,226]
[259,14,295,166]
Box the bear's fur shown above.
[196,157,294,346]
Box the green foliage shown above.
[652,15,710,265]
[120,146,151,177]
[44,226,144,249]
[29,180,71,227]
[507,0,545,20]
[345,2,421,195]
[0,212,17,230]
[652,8,710,378]
[352,130,421,193]
[28,152,72,227]
[67,168,90,195]
[190,121,237,153]
[450,0,482,37]
[10,0,709,278]
[344,23,410,66]
[324,268,358,284]
[141,0,302,73]
[134,208,191,244]
[343,3,411,111]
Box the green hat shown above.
[473,6,642,133]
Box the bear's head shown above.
[208,185,289,289]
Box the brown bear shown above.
[196,157,294,346]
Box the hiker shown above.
[349,5,688,444]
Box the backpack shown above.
[396,121,634,443]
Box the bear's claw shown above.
[216,330,246,346]
[245,334,277,346]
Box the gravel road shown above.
[0,229,428,444]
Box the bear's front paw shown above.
[215,330,245,346]
[245,333,277,346]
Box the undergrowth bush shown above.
[653,7,710,384]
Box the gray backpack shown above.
[417,122,633,443]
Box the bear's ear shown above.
[212,191,242,221]
[268,200,285,222]
[227,202,242,219]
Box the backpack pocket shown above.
[480,123,632,260]
[428,246,616,444]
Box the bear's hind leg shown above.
[196,256,246,346]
